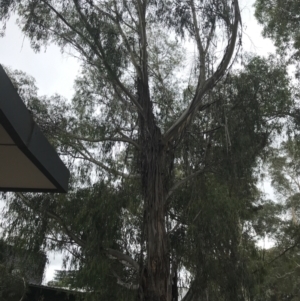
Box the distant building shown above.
[25,284,80,301]
[0,241,80,301]
[0,240,46,285]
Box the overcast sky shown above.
[0,0,276,285]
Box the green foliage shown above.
[165,54,294,300]
[255,0,300,56]
[2,51,295,299]
[3,182,137,300]
[252,244,300,301]
[0,239,48,301]
[0,1,298,300]
[269,139,300,223]
[0,264,26,301]
[246,138,300,300]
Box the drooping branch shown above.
[112,0,141,77]
[166,129,213,203]
[163,0,241,143]
[85,0,117,22]
[205,18,216,54]
[29,19,98,68]
[253,240,300,274]
[180,282,196,301]
[73,0,145,116]
[123,0,139,29]
[69,142,138,178]
[112,270,139,290]
[16,193,85,247]
[40,0,95,54]
[16,193,139,273]
[165,167,206,202]
[64,131,141,150]
[106,248,139,271]
[40,0,144,116]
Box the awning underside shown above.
[0,64,69,193]
[0,124,56,191]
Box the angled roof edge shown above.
[0,64,70,193]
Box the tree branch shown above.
[166,130,212,203]
[40,0,105,67]
[166,167,206,202]
[163,0,241,143]
[69,142,137,178]
[190,0,206,85]
[72,0,145,116]
[86,0,117,22]
[113,0,142,77]
[123,0,139,29]
[136,0,148,83]
[253,241,300,274]
[64,131,141,150]
[205,19,216,54]
[181,282,196,301]
[106,248,139,271]
[112,270,138,290]
[16,194,140,274]
[39,1,140,114]
[16,193,85,247]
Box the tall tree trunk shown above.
[138,79,170,301]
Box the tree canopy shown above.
[1,1,300,301]
[255,0,300,58]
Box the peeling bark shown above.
[137,76,171,301]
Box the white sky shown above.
[0,16,79,100]
[0,0,276,285]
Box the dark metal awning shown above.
[0,65,69,192]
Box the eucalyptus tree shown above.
[0,1,243,300]
[3,51,295,301]
[0,0,295,297]
[0,0,294,299]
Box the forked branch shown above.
[164,0,241,143]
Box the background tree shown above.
[252,3,300,298]
[255,0,300,61]
[245,138,300,301]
